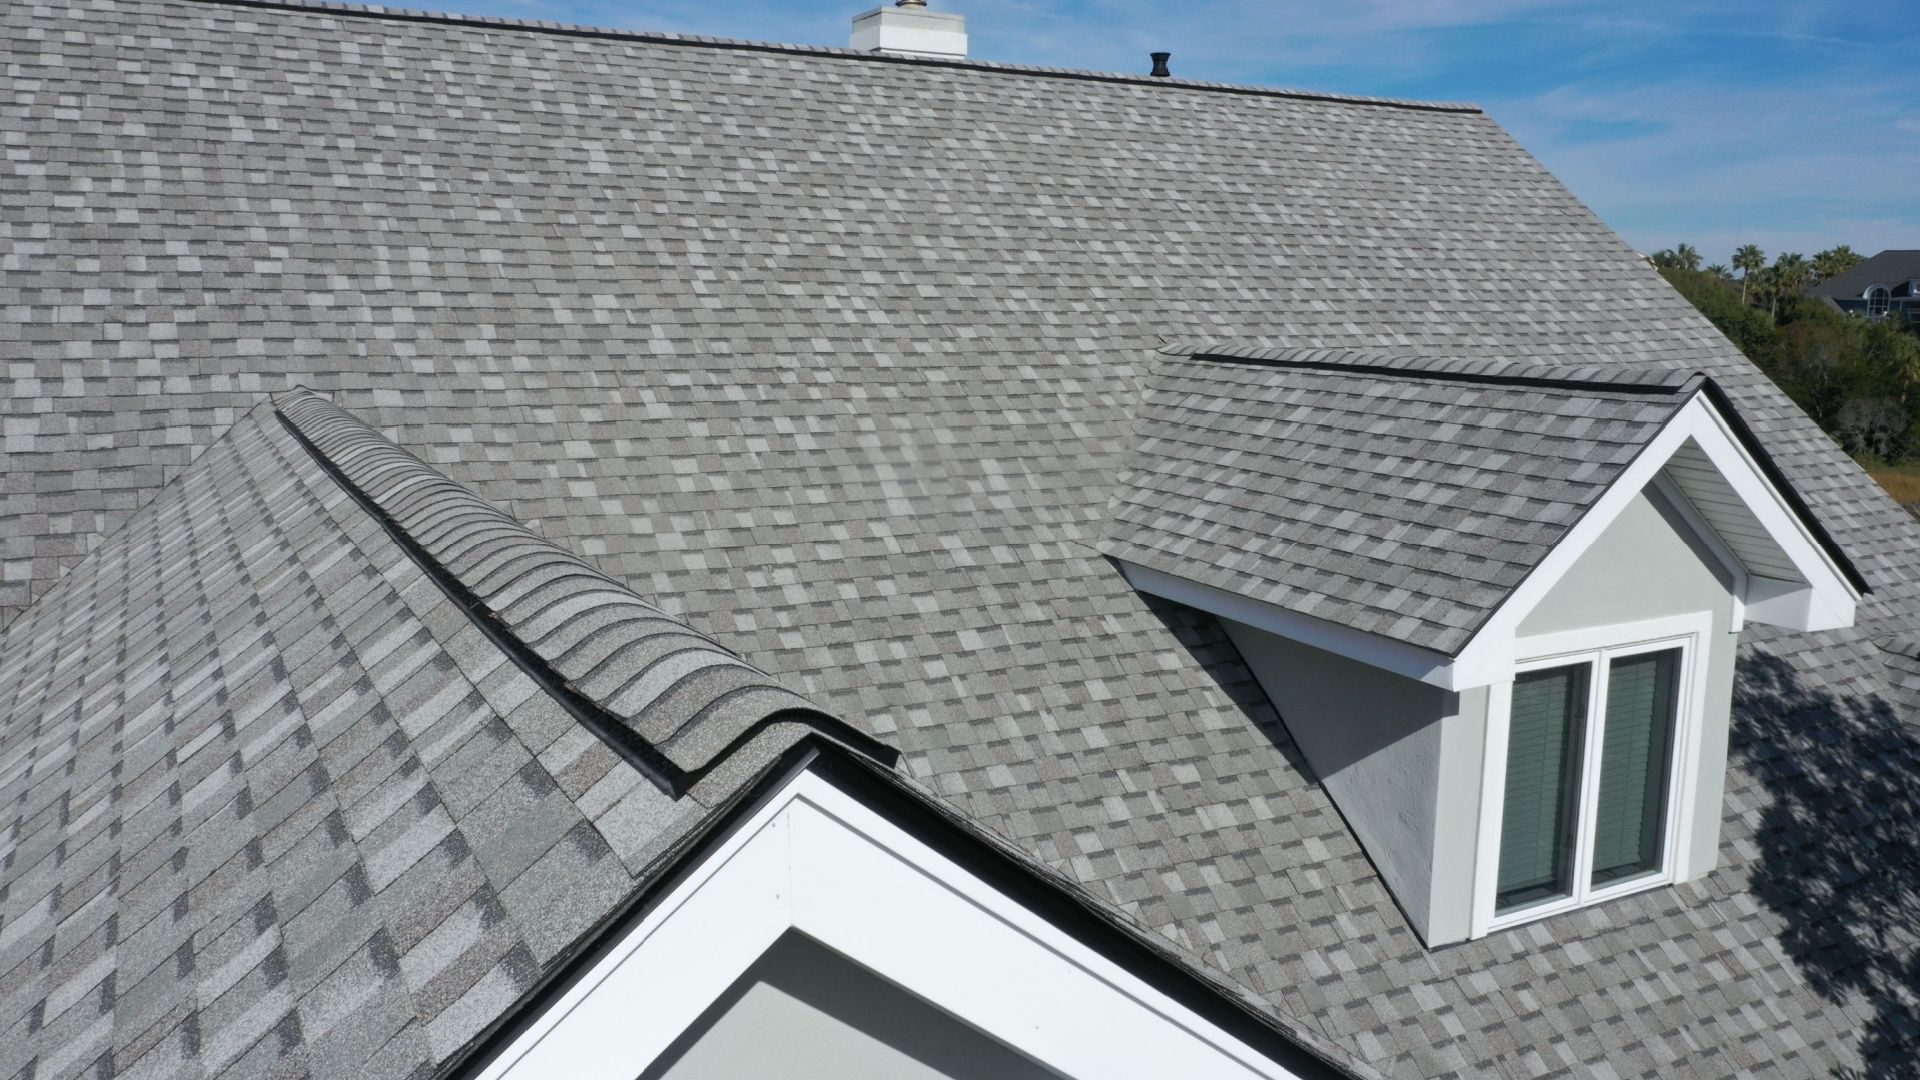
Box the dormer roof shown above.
[1103,345,1862,687]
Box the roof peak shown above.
[178,0,1482,114]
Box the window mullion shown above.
[1571,651,1610,905]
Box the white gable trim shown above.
[1451,392,1856,682]
[1122,392,1856,692]
[473,759,1317,1080]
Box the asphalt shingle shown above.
[2,1,1918,1077]
[1102,347,1705,654]
[0,405,705,1080]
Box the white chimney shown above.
[850,0,967,60]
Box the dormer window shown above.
[1104,346,1865,946]
[1867,284,1892,317]
[1485,616,1702,927]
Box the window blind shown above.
[1589,648,1680,887]
[1496,663,1589,913]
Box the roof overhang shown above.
[1122,390,1861,692]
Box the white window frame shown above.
[1470,611,1712,937]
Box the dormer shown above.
[1102,345,1862,945]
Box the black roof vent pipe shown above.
[1150,51,1171,77]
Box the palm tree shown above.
[1769,253,1808,319]
[1733,244,1766,305]
[1812,244,1864,283]
[1705,264,1732,281]
[1674,242,1702,271]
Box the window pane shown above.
[1497,663,1589,914]
[1590,648,1681,888]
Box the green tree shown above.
[1705,264,1732,281]
[1651,244,1702,272]
[1732,244,1766,305]
[1660,266,1776,356]
[1812,244,1865,283]
[1661,247,1920,464]
[1768,253,1809,320]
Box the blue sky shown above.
[429,0,1917,264]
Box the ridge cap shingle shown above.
[179,0,1484,114]
[272,387,897,793]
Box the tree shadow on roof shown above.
[1733,647,1920,1076]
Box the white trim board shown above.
[473,762,1317,1080]
[1119,392,1857,692]
[1115,561,1462,689]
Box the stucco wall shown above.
[1221,621,1487,943]
[642,932,1062,1080]
[1519,488,1735,638]
[1222,487,1741,944]
[1517,486,1739,881]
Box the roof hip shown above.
[273,387,897,796]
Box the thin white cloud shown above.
[1494,75,1920,254]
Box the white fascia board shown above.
[1115,559,1471,690]
[1453,392,1857,674]
[475,761,1316,1080]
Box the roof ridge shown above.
[1168,341,1703,393]
[273,387,897,795]
[178,0,1482,114]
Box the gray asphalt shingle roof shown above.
[274,388,886,788]
[3,1,1919,1077]
[0,403,706,1080]
[1101,347,1705,655]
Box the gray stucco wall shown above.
[1221,621,1487,944]
[642,932,1062,1080]
[1519,488,1736,638]
[1222,487,1741,944]
[1517,486,1739,881]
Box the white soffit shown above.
[473,762,1317,1080]
[1122,392,1858,692]
[1658,440,1803,581]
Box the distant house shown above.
[1811,249,1920,318]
